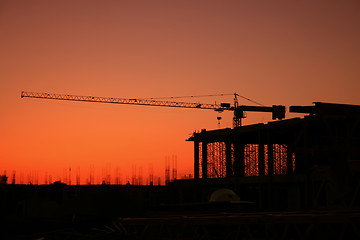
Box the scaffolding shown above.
[198,142,295,178]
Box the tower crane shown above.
[20,91,285,127]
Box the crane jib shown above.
[20,91,232,111]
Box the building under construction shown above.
[185,102,360,211]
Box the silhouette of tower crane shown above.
[21,91,285,127]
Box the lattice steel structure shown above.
[207,142,227,178]
[244,144,259,176]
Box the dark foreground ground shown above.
[1,182,360,239]
[2,209,360,239]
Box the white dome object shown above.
[209,188,240,202]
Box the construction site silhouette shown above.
[1,101,360,239]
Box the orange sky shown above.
[1,0,360,184]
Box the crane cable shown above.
[235,93,265,106]
[138,93,233,100]
[140,93,265,106]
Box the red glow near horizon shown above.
[1,1,360,185]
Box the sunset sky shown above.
[1,0,359,184]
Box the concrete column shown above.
[234,138,245,177]
[194,141,199,179]
[287,145,294,175]
[202,142,208,179]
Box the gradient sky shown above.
[1,0,359,184]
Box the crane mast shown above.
[21,91,285,127]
